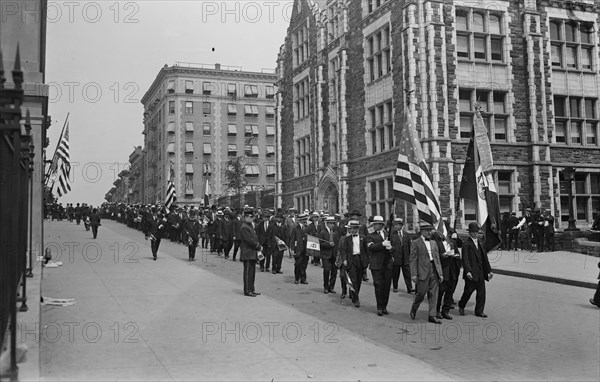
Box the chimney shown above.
[215,63,221,71]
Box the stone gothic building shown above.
[275,0,600,229]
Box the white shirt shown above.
[471,236,479,249]
[352,235,360,255]
[422,236,433,261]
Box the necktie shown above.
[380,231,385,240]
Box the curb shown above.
[494,268,597,289]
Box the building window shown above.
[227,104,237,115]
[296,136,311,176]
[169,101,175,114]
[244,84,259,97]
[266,145,275,157]
[185,80,194,94]
[496,171,514,213]
[245,145,259,157]
[227,83,236,97]
[266,85,275,98]
[266,165,276,177]
[167,142,175,154]
[203,123,211,136]
[366,25,391,83]
[185,101,193,115]
[266,106,275,117]
[203,163,212,176]
[368,100,394,154]
[549,19,595,71]
[167,80,175,94]
[368,177,394,217]
[266,125,275,137]
[228,124,237,136]
[228,144,237,156]
[245,164,260,178]
[295,194,311,212]
[251,125,259,136]
[366,0,388,15]
[185,122,194,132]
[202,81,212,94]
[559,172,600,223]
[185,163,194,174]
[244,105,259,117]
[167,122,175,134]
[203,102,211,114]
[244,125,253,137]
[203,143,212,155]
[293,24,309,67]
[185,142,194,154]
[554,96,598,146]
[455,8,505,63]
[458,88,508,141]
[294,77,310,120]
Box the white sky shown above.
[46,0,292,206]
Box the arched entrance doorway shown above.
[320,182,339,213]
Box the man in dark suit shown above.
[89,208,101,239]
[240,208,262,297]
[458,222,493,318]
[542,209,555,252]
[271,213,287,274]
[307,212,321,266]
[338,220,369,307]
[366,216,394,316]
[390,218,413,294]
[507,212,520,250]
[431,225,462,320]
[231,209,243,260]
[290,213,310,284]
[148,209,166,261]
[590,261,600,308]
[318,217,339,294]
[256,210,274,272]
[409,223,444,324]
[220,210,233,259]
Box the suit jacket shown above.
[431,231,461,281]
[89,212,101,226]
[232,217,243,240]
[366,230,393,270]
[184,218,201,242]
[290,222,309,257]
[410,236,443,281]
[390,229,411,265]
[256,219,275,249]
[240,221,261,261]
[338,234,369,268]
[461,237,492,282]
[317,226,339,260]
[272,222,289,249]
[219,217,233,242]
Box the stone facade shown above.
[276,0,600,229]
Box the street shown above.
[39,220,600,381]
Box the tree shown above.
[225,156,248,208]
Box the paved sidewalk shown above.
[38,220,454,381]
[488,249,599,289]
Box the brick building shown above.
[276,0,600,229]
[141,63,277,206]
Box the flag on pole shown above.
[306,235,321,258]
[165,180,176,213]
[54,123,71,197]
[274,236,288,251]
[393,107,446,236]
[204,177,211,206]
[458,107,502,252]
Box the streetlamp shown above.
[562,167,579,232]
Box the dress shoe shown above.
[590,298,599,307]
[328,289,336,294]
[382,308,389,315]
[300,281,308,284]
[294,280,299,284]
[407,290,415,294]
[265,268,270,272]
[252,292,261,296]
[324,289,329,294]
[232,259,237,262]
[409,310,416,320]
[436,312,443,319]
[393,288,398,293]
[354,300,360,307]
[475,313,488,318]
[272,271,277,274]
[442,312,453,320]
[428,316,442,324]
[377,310,383,316]
[450,302,456,308]
[340,293,346,299]
[458,307,465,316]
[244,293,256,297]
[277,271,283,274]
[260,268,265,272]
[153,256,157,261]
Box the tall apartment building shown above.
[141,63,277,206]
[276,0,600,229]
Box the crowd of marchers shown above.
[83,202,497,324]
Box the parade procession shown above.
[2,0,600,381]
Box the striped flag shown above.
[459,108,501,252]
[54,124,71,197]
[165,180,176,213]
[393,108,446,236]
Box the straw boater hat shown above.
[346,220,360,228]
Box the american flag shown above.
[54,123,71,197]
[393,108,446,235]
[165,180,176,213]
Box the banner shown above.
[306,235,321,258]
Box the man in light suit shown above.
[458,222,493,317]
[409,223,444,324]
[366,216,394,316]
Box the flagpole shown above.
[44,113,69,186]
